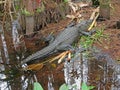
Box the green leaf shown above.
[36,8,41,13]
[82,82,89,90]
[21,8,31,16]
[59,83,69,90]
[82,82,95,90]
[15,5,20,11]
[24,9,31,15]
[64,0,68,3]
[34,82,44,90]
[88,86,95,90]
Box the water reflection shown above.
[0,21,25,90]
[112,64,120,90]
[63,48,120,90]
[0,24,10,90]
[12,20,20,51]
[48,74,54,90]
[0,51,9,90]
[64,51,89,90]
[0,25,9,64]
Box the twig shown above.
[49,51,69,63]
[90,7,99,20]
[88,7,100,31]
[88,13,99,31]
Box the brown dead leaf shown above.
[24,63,44,71]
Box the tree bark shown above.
[99,0,110,20]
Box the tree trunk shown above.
[25,16,34,35]
[99,0,110,20]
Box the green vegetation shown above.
[80,27,107,48]
[36,2,45,13]
[32,82,95,90]
[21,8,32,16]
[63,0,69,3]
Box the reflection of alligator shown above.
[21,19,93,64]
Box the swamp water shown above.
[35,48,120,90]
[0,22,120,90]
[0,24,10,90]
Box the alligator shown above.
[21,19,93,64]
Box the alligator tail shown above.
[21,44,55,64]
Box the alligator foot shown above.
[79,29,96,36]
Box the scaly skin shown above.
[21,19,93,64]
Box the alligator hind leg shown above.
[56,44,75,52]
[44,34,55,44]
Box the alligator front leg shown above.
[79,29,96,36]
